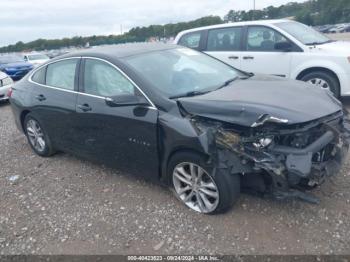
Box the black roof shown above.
[63,42,179,60]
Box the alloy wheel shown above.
[307,78,330,90]
[26,119,46,152]
[172,162,219,213]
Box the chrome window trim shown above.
[29,56,157,109]
[28,56,81,94]
[83,57,156,108]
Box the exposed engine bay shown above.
[189,110,350,203]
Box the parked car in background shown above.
[175,19,350,98]
[328,24,347,34]
[342,24,350,33]
[46,50,70,59]
[0,71,14,102]
[0,55,33,80]
[46,51,60,59]
[9,44,350,214]
[23,53,50,67]
[315,25,334,33]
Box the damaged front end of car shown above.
[189,110,350,204]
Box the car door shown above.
[29,58,80,150]
[240,26,298,78]
[204,26,243,70]
[74,58,159,180]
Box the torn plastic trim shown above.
[251,114,289,128]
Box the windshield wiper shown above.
[215,76,240,91]
[169,90,211,99]
[170,76,240,99]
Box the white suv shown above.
[174,19,350,97]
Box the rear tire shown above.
[24,114,55,157]
[300,71,340,98]
[168,151,240,214]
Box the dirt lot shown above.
[1,100,350,255]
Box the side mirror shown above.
[105,94,149,107]
[274,42,293,52]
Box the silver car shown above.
[0,71,13,102]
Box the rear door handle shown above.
[35,94,46,101]
[228,56,239,60]
[77,104,92,112]
[243,56,254,60]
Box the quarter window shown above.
[46,59,78,90]
[207,27,242,51]
[246,26,289,52]
[84,59,135,97]
[31,66,46,84]
[178,32,202,50]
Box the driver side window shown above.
[246,26,289,52]
[83,59,135,97]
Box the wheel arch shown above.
[296,67,340,85]
[294,66,342,95]
[161,146,210,184]
[20,110,31,132]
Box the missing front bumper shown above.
[258,126,349,203]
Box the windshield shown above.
[27,54,49,60]
[123,48,240,98]
[0,55,24,64]
[275,21,331,45]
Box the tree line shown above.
[1,0,349,53]
[225,0,350,26]
[0,16,222,53]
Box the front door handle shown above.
[243,56,254,60]
[35,94,46,101]
[228,56,239,60]
[77,104,92,112]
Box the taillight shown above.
[7,87,13,98]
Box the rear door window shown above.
[46,59,79,90]
[206,27,242,51]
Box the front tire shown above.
[168,151,240,214]
[300,71,340,98]
[24,114,55,157]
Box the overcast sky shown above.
[0,0,306,47]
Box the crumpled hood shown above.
[178,75,342,127]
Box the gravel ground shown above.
[0,101,350,255]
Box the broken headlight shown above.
[252,137,274,149]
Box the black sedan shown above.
[9,43,349,214]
